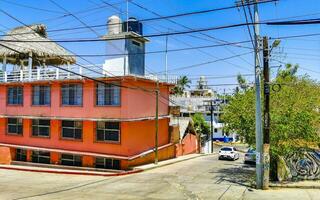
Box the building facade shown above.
[0,77,173,170]
[170,77,237,148]
[0,16,176,170]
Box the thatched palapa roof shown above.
[0,24,76,66]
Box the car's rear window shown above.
[221,147,232,151]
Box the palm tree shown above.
[172,76,191,96]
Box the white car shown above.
[218,146,240,161]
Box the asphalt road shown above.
[0,154,318,200]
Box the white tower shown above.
[102,16,149,76]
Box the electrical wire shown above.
[158,51,254,73]
[0,0,277,37]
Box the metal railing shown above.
[0,66,177,84]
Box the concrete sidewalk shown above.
[0,153,205,177]
[0,164,142,176]
[133,153,209,171]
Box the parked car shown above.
[244,148,256,164]
[218,146,240,161]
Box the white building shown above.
[170,76,237,144]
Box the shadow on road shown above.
[210,162,255,188]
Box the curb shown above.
[0,166,143,177]
[134,153,214,171]
[269,183,320,189]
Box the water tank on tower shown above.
[123,17,143,35]
[108,15,122,35]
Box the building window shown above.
[214,128,218,133]
[61,84,82,105]
[7,86,23,105]
[61,120,82,139]
[96,83,120,106]
[32,119,50,137]
[7,118,23,135]
[31,151,50,164]
[95,157,120,170]
[16,149,27,161]
[32,85,50,105]
[60,154,82,167]
[96,122,120,142]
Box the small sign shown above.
[256,152,261,164]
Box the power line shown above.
[8,17,320,44]
[0,20,261,43]
[0,0,66,14]
[0,38,253,57]
[130,0,253,72]
[240,0,255,50]
[158,51,254,73]
[0,9,116,77]
[49,0,101,37]
[188,73,254,80]
[0,0,277,37]
[266,18,320,25]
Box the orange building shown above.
[0,17,177,170]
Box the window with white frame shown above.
[96,83,120,106]
[32,85,50,105]
[95,157,120,170]
[61,84,82,105]
[60,154,82,166]
[31,151,50,164]
[7,86,23,105]
[7,118,23,135]
[32,119,50,137]
[61,120,82,139]
[96,122,120,142]
[16,149,27,161]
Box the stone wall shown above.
[278,150,320,181]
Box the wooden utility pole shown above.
[155,83,159,164]
[262,36,270,189]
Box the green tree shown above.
[237,74,249,91]
[192,113,210,138]
[172,76,191,96]
[222,64,320,176]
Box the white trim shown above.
[0,115,170,122]
[0,142,175,161]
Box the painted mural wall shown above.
[278,150,320,181]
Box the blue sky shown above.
[1,0,320,93]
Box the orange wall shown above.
[0,79,170,120]
[128,144,175,167]
[0,118,169,157]
[175,134,199,157]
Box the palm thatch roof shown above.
[0,24,76,66]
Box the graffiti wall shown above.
[278,150,320,181]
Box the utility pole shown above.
[262,36,270,189]
[210,100,213,153]
[253,0,264,189]
[154,83,159,164]
[165,34,168,82]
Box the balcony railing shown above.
[0,65,177,84]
